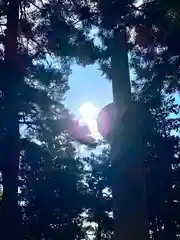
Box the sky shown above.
[64,64,113,120]
[63,63,112,156]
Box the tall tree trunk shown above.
[96,220,102,240]
[110,27,149,240]
[0,1,22,239]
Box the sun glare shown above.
[79,102,98,119]
[79,102,100,138]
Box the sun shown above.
[79,102,100,138]
[79,102,98,119]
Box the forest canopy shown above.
[0,0,179,240]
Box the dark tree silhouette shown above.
[0,1,98,239]
[0,1,179,240]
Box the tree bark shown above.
[0,1,22,239]
[110,27,149,240]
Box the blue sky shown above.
[63,63,113,155]
[64,64,113,118]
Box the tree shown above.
[77,1,151,238]
[83,96,179,240]
[131,0,180,98]
[83,149,113,240]
[85,1,180,238]
[0,0,98,239]
[0,1,179,240]
[19,139,85,240]
[142,97,180,240]
[129,3,180,237]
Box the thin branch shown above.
[19,120,35,125]
[137,1,156,9]
[28,0,42,10]
[39,0,45,8]
[129,4,146,13]
[129,1,157,14]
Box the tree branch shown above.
[129,1,157,14]
[129,4,146,13]
[28,0,41,10]
[19,120,34,125]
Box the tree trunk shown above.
[0,1,22,239]
[96,221,102,240]
[110,27,149,240]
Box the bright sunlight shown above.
[79,102,100,138]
